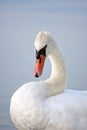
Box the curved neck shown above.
[44,46,67,97]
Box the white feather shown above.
[10,31,87,130]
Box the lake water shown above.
[0,125,16,130]
[0,86,17,130]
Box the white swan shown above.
[10,31,87,130]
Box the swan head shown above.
[34,31,56,77]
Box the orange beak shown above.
[34,54,46,77]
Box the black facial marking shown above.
[36,45,47,59]
[39,58,41,63]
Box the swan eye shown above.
[36,45,47,59]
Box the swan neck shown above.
[44,46,67,96]
[50,48,66,79]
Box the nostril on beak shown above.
[35,72,39,78]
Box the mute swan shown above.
[10,31,87,130]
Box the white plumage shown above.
[10,31,87,130]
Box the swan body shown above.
[10,31,87,130]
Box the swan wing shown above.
[44,91,87,130]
